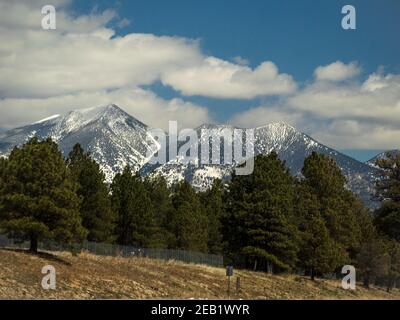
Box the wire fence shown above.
[0,234,224,267]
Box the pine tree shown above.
[356,234,389,288]
[375,152,400,202]
[0,157,7,227]
[0,138,87,252]
[111,166,158,247]
[375,202,400,241]
[67,144,116,243]
[199,179,224,254]
[144,175,174,248]
[385,240,400,292]
[295,183,344,280]
[301,152,362,262]
[223,153,299,272]
[170,181,208,252]
[374,153,400,241]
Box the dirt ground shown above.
[0,248,399,299]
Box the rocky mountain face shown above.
[0,104,382,208]
[150,122,381,208]
[366,150,400,168]
[0,104,159,182]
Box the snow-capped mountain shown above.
[0,104,159,181]
[366,150,400,168]
[151,122,381,208]
[0,104,381,208]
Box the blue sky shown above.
[74,0,400,80]
[74,0,400,161]
[0,0,399,161]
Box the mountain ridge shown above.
[0,104,382,208]
[366,149,400,168]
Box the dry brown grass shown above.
[0,248,399,299]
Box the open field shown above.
[0,248,399,300]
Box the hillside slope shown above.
[0,249,398,300]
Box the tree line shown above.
[0,137,399,290]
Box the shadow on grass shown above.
[0,247,72,266]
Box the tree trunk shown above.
[311,268,315,281]
[29,236,38,253]
[387,278,393,293]
[253,259,257,271]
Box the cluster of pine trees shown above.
[0,137,400,290]
[0,138,218,254]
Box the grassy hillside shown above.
[0,248,399,299]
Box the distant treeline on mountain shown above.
[0,138,400,291]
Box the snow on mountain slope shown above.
[0,105,381,208]
[151,122,381,208]
[366,150,400,168]
[0,104,159,182]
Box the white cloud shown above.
[0,0,212,129]
[162,58,297,99]
[232,56,249,66]
[314,61,360,82]
[311,120,400,150]
[230,105,305,129]
[0,0,114,32]
[0,27,202,98]
[0,0,295,101]
[288,72,400,124]
[230,67,400,149]
[0,88,212,131]
[0,1,398,151]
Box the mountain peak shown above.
[366,149,400,167]
[196,123,236,131]
[66,103,123,119]
[256,121,297,131]
[0,105,381,208]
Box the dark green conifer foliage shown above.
[199,179,224,254]
[301,152,362,262]
[170,181,208,252]
[384,239,400,292]
[144,176,174,248]
[374,153,400,240]
[67,144,116,243]
[0,138,87,252]
[223,152,299,272]
[111,166,158,247]
[356,234,389,288]
[295,183,344,279]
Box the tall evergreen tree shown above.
[199,179,224,254]
[67,144,116,242]
[385,239,400,292]
[144,175,174,248]
[111,166,158,247]
[0,138,87,252]
[374,153,400,240]
[223,153,299,272]
[302,152,362,263]
[295,183,344,280]
[356,234,389,288]
[170,181,208,252]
